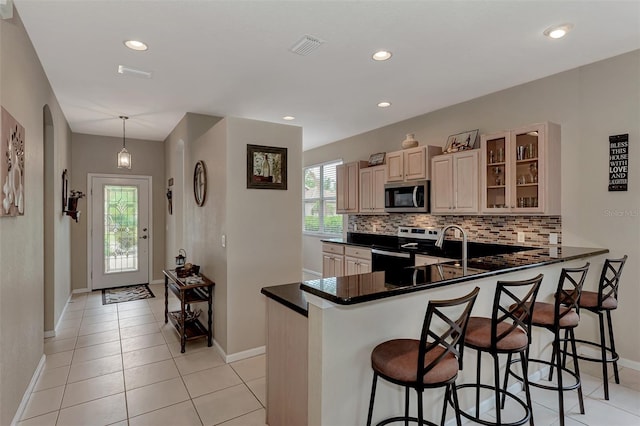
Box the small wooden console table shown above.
[163,269,215,353]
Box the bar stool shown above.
[366,287,480,426]
[504,263,590,426]
[456,274,543,426]
[573,256,627,400]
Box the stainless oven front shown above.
[371,248,414,273]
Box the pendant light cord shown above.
[119,115,128,149]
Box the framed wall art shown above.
[1,107,25,217]
[444,129,479,153]
[247,144,287,190]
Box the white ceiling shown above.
[14,0,640,150]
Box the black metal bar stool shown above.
[572,256,627,400]
[504,263,590,426]
[366,287,480,426]
[455,274,543,426]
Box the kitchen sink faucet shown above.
[435,225,468,274]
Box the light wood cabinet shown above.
[322,243,344,278]
[386,146,442,182]
[480,122,560,215]
[359,165,386,214]
[336,161,368,214]
[344,245,372,276]
[431,150,480,214]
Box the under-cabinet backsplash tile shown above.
[349,215,561,247]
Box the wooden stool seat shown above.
[372,339,459,384]
[578,290,617,309]
[464,317,528,351]
[530,302,580,328]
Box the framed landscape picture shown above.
[247,144,288,190]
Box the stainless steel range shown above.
[371,227,441,272]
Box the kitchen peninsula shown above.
[262,242,608,426]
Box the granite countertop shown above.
[261,246,608,312]
[301,246,608,305]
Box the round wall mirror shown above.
[193,161,207,206]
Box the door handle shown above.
[139,235,148,239]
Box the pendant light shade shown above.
[117,115,131,169]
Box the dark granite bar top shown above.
[261,246,608,312]
[261,282,308,317]
[300,246,608,305]
[323,232,531,258]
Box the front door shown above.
[91,176,150,290]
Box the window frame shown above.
[303,159,344,237]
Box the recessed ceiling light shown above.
[543,23,574,39]
[124,40,148,51]
[372,50,392,61]
[377,101,391,108]
[283,116,295,121]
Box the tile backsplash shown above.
[348,214,562,247]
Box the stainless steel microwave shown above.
[384,180,430,213]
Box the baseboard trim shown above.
[72,288,90,294]
[44,291,73,338]
[303,268,322,278]
[213,340,266,364]
[11,354,46,426]
[578,344,640,371]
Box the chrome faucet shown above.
[435,225,468,274]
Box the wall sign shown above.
[608,134,628,192]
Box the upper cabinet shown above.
[480,122,560,215]
[386,146,442,182]
[336,161,368,214]
[431,150,480,214]
[359,165,387,214]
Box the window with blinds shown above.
[303,160,343,235]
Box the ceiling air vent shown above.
[117,65,153,79]
[289,35,325,56]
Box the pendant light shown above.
[117,115,131,169]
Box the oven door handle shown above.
[372,249,411,258]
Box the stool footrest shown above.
[508,358,581,392]
[573,338,620,363]
[375,416,438,426]
[453,383,531,426]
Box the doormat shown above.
[102,284,155,305]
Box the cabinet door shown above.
[358,259,371,274]
[371,166,387,212]
[481,131,511,213]
[322,254,334,278]
[431,155,453,213]
[510,124,544,214]
[404,147,427,181]
[344,257,359,276]
[386,151,404,182]
[334,256,344,277]
[359,168,373,211]
[453,151,479,213]
[337,162,360,214]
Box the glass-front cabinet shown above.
[480,122,561,215]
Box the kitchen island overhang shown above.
[262,246,608,426]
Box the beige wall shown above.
[167,115,303,356]
[0,8,72,424]
[304,50,640,363]
[70,133,166,289]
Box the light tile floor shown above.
[20,284,266,426]
[19,283,640,426]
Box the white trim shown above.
[303,268,322,278]
[11,354,45,426]
[578,344,640,371]
[72,288,91,294]
[44,293,73,337]
[213,339,266,364]
[87,173,153,291]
